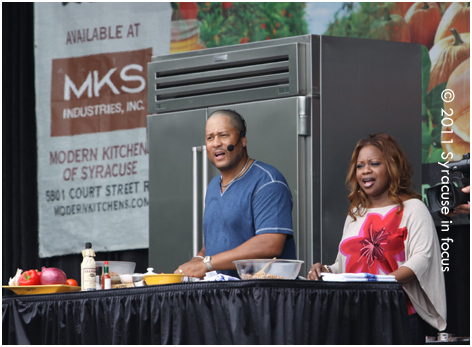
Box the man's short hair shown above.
[208,109,247,136]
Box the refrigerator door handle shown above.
[298,96,309,136]
[202,146,208,208]
[192,146,208,256]
[192,146,200,256]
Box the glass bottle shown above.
[102,261,111,289]
[96,266,102,290]
[81,242,96,291]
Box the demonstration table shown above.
[2,280,411,344]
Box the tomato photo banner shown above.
[35,3,172,257]
[169,2,469,164]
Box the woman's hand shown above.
[307,262,327,280]
[390,266,416,284]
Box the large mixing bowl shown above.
[233,259,304,279]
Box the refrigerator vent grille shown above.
[148,43,304,112]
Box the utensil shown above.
[253,257,277,277]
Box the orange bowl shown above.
[143,273,184,285]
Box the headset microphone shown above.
[227,132,243,152]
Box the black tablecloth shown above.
[2,280,411,344]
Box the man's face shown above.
[205,115,245,172]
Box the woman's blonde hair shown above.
[346,133,421,220]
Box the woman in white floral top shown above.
[308,133,446,344]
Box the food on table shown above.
[8,267,71,288]
[8,268,23,286]
[244,273,286,279]
[40,267,67,285]
[65,279,78,286]
[18,269,41,286]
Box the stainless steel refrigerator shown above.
[146,35,422,276]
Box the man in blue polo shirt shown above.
[175,109,295,278]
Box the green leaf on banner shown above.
[422,122,432,162]
[429,147,444,163]
[425,82,448,126]
[422,122,432,150]
[431,125,443,148]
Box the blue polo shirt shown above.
[203,160,295,277]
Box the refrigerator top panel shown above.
[148,35,318,113]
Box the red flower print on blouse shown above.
[340,207,408,274]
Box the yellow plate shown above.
[2,285,81,295]
[144,274,184,285]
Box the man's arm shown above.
[211,233,287,270]
[174,233,287,278]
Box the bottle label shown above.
[104,277,111,290]
[82,267,96,291]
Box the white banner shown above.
[34,3,172,257]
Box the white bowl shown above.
[119,274,134,284]
[132,274,143,282]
